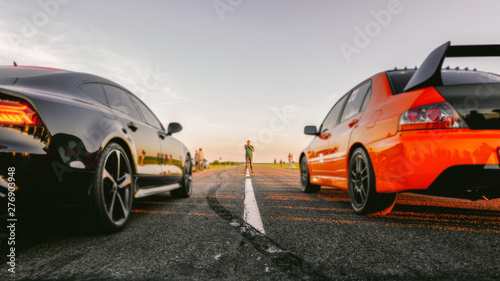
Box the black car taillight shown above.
[0,98,42,126]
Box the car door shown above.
[309,94,348,177]
[329,81,372,187]
[159,132,183,184]
[129,95,183,185]
[103,84,163,184]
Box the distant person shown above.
[244,140,255,173]
[140,149,146,166]
[274,159,277,165]
[194,149,199,172]
[280,159,283,167]
[198,148,205,171]
[288,153,293,168]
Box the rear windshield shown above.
[386,70,416,94]
[386,69,500,95]
[442,70,500,84]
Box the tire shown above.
[300,157,320,193]
[348,147,397,215]
[88,143,134,233]
[171,156,193,198]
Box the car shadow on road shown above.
[0,205,94,263]
[307,189,500,233]
[377,199,500,233]
[0,193,195,259]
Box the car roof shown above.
[0,65,67,77]
[0,65,125,92]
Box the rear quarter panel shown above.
[349,74,446,193]
[1,86,136,171]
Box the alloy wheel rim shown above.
[301,158,308,187]
[185,159,192,194]
[350,154,369,207]
[101,149,132,226]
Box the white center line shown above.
[243,176,265,234]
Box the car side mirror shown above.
[304,125,318,136]
[167,122,183,135]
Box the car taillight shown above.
[0,99,42,126]
[399,102,467,131]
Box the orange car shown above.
[300,42,500,215]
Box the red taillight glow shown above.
[427,107,441,121]
[399,122,448,131]
[443,116,454,127]
[0,100,38,125]
[399,102,467,131]
[406,109,422,122]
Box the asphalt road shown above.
[1,166,499,280]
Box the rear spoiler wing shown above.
[403,41,500,92]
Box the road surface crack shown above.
[206,172,331,280]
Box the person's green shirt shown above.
[245,145,254,156]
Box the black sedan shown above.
[0,65,192,232]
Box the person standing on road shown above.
[244,140,255,173]
[198,148,205,171]
[194,150,199,172]
[288,152,293,168]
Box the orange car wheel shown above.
[348,147,397,215]
[300,157,320,193]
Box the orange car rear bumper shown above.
[369,129,500,197]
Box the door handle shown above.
[348,119,359,128]
[127,122,138,132]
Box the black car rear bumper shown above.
[416,165,500,200]
[0,122,102,205]
[0,152,95,205]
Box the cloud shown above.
[0,6,189,113]
[183,114,254,133]
[266,104,300,113]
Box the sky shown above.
[1,0,500,162]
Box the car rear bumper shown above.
[0,152,94,205]
[369,129,500,199]
[422,165,500,200]
[0,126,95,205]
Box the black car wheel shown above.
[88,142,134,233]
[300,157,320,193]
[171,156,193,198]
[348,147,397,215]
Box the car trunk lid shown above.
[436,83,500,129]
